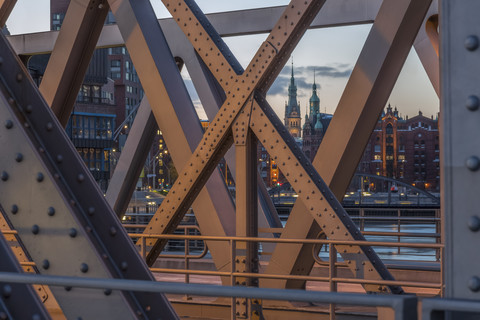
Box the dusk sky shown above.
[7,0,439,121]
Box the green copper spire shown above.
[309,68,320,115]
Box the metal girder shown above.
[413,2,439,97]
[107,0,239,284]
[142,0,326,265]
[263,0,432,290]
[0,231,50,319]
[0,0,15,27]
[7,0,382,56]
[232,103,260,318]
[140,0,400,294]
[105,97,158,217]
[0,32,176,319]
[183,41,282,234]
[40,0,109,127]
[441,0,480,303]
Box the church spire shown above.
[309,68,320,115]
[286,59,298,115]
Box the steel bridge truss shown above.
[0,0,445,318]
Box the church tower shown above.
[284,61,302,137]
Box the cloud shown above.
[269,63,352,97]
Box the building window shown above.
[386,123,393,134]
[374,145,381,152]
[110,60,121,67]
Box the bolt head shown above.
[15,153,23,162]
[2,285,12,298]
[69,228,77,238]
[469,276,480,292]
[466,156,480,171]
[5,120,13,129]
[1,171,8,181]
[80,263,89,273]
[42,259,50,270]
[465,35,480,51]
[468,216,480,232]
[31,225,39,235]
[36,172,44,182]
[467,95,480,111]
[47,207,55,216]
[11,205,18,214]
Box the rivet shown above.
[69,228,77,238]
[16,73,23,82]
[0,311,7,320]
[466,156,480,171]
[32,315,41,320]
[42,259,50,270]
[469,276,480,292]
[104,288,112,296]
[56,155,63,163]
[88,207,95,216]
[64,286,72,291]
[15,153,23,162]
[32,225,39,234]
[36,173,44,182]
[80,263,89,273]
[109,227,117,236]
[11,205,18,214]
[5,120,13,129]
[2,284,12,298]
[25,105,33,113]
[46,122,53,131]
[77,174,85,182]
[466,95,480,111]
[465,35,479,51]
[1,171,8,181]
[468,216,480,232]
[47,207,55,216]
[120,261,128,271]
[8,98,14,105]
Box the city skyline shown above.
[7,1,439,121]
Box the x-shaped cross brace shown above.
[141,0,402,294]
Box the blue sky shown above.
[7,0,439,121]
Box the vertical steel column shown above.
[233,103,260,319]
[441,0,480,311]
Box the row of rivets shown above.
[465,34,480,293]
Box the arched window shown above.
[386,123,393,134]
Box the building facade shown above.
[359,106,440,191]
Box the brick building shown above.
[359,105,440,191]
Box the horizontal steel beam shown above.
[0,271,418,320]
[8,0,382,55]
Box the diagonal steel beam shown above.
[40,0,109,127]
[139,0,317,263]
[0,0,15,27]
[107,0,238,279]
[264,0,433,289]
[105,97,158,216]
[184,45,283,233]
[0,31,176,319]
[413,1,439,96]
[0,230,50,319]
